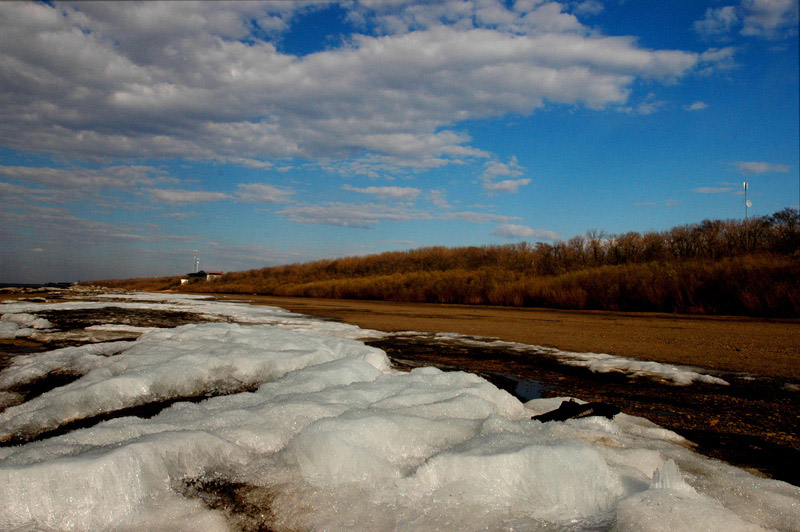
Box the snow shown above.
[423,332,730,386]
[0,293,797,531]
[0,312,53,338]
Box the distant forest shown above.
[88,208,800,317]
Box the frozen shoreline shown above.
[1,291,798,531]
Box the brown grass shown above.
[84,209,800,317]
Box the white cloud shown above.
[483,178,532,194]
[733,161,792,174]
[278,202,432,228]
[573,1,605,16]
[278,202,518,228]
[695,187,735,194]
[441,211,520,224]
[0,2,705,169]
[147,188,231,204]
[426,189,453,208]
[479,158,531,194]
[343,185,422,201]
[160,211,198,220]
[0,165,163,190]
[480,159,524,181]
[697,47,738,74]
[694,6,740,37]
[235,183,294,203]
[741,0,799,38]
[685,101,708,111]
[693,0,798,40]
[492,224,558,240]
[228,158,273,169]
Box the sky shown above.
[0,0,798,283]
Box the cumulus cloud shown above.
[343,185,422,201]
[733,161,792,174]
[694,6,740,37]
[694,0,798,40]
[492,224,558,240]
[741,0,799,38]
[0,1,707,169]
[479,158,531,194]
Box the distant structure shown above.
[180,251,222,284]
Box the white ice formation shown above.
[0,293,796,531]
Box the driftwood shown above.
[532,399,621,423]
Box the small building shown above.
[182,270,223,283]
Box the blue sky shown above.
[1,0,798,283]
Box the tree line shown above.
[87,209,800,317]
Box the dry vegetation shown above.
[88,209,800,317]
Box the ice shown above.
[0,341,132,391]
[425,332,730,386]
[0,293,798,531]
[0,312,53,338]
[1,293,383,341]
[0,323,390,441]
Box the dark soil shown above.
[37,306,214,332]
[0,307,216,368]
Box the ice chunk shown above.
[613,461,766,531]
[0,323,390,442]
[0,312,53,338]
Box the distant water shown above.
[0,282,73,289]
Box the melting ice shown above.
[0,293,797,532]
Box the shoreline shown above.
[213,294,800,381]
[2,289,798,484]
[213,293,799,485]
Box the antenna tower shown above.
[193,250,200,273]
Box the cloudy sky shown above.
[1,0,798,283]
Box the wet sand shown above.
[218,295,800,380]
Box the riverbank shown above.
[213,294,800,485]
[213,294,800,380]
